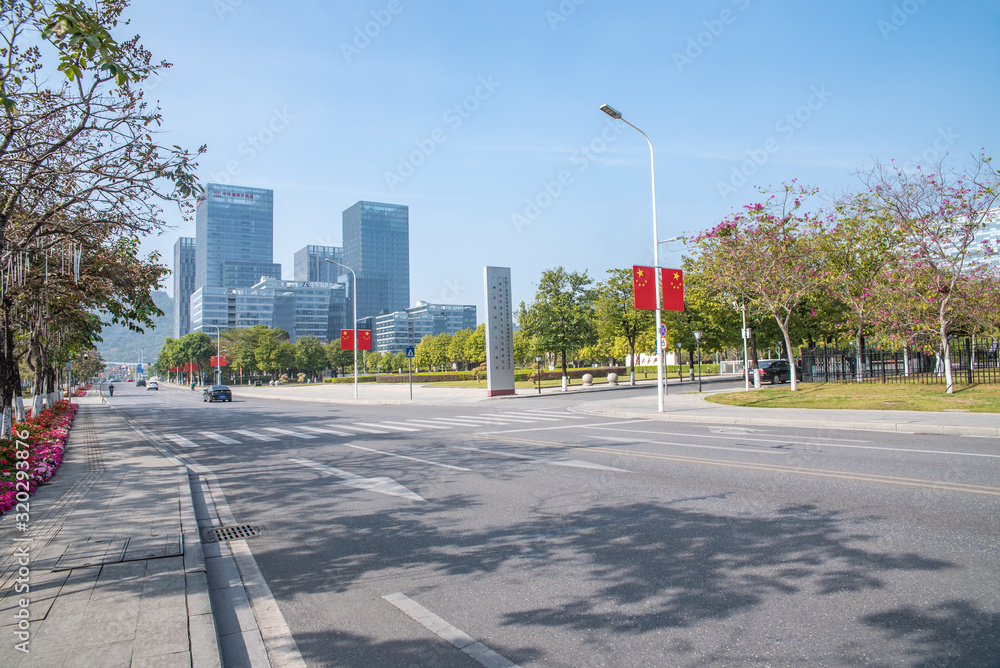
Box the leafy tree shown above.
[177,332,213,384]
[448,328,472,370]
[512,329,532,366]
[863,155,1000,393]
[465,324,487,365]
[820,192,905,379]
[595,268,654,383]
[518,267,597,378]
[295,336,328,379]
[276,341,296,376]
[692,185,825,390]
[326,340,352,374]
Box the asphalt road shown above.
[108,381,1000,667]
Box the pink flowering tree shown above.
[692,184,825,391]
[820,193,905,380]
[864,155,999,393]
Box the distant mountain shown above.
[96,290,173,366]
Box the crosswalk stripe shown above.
[233,429,280,442]
[355,421,418,433]
[379,421,428,432]
[453,416,518,424]
[333,424,390,434]
[164,434,198,448]
[300,426,355,437]
[424,418,493,427]
[200,431,241,445]
[396,420,452,430]
[524,411,586,419]
[494,413,561,422]
[265,427,318,439]
[465,414,547,423]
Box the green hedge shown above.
[324,375,377,384]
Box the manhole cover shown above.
[207,525,261,542]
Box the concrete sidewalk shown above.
[577,387,1000,438]
[0,395,220,667]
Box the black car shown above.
[203,385,233,402]
[136,379,146,387]
[759,360,792,384]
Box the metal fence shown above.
[799,338,1000,385]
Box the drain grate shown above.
[208,525,261,542]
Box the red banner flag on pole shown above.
[340,329,355,351]
[633,265,657,310]
[358,330,372,351]
[661,268,684,311]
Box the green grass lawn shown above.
[706,382,1000,413]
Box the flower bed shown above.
[72,383,91,398]
[0,401,78,516]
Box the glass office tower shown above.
[173,237,197,338]
[293,245,344,283]
[342,201,410,321]
[195,184,281,290]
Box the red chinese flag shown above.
[358,330,372,351]
[210,356,228,367]
[661,268,685,311]
[340,329,355,351]
[633,265,657,310]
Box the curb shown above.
[576,406,1000,438]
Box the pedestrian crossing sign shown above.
[405,346,415,358]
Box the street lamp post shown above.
[325,258,359,399]
[601,103,666,412]
[693,330,703,393]
[535,355,542,394]
[676,342,682,383]
[734,300,750,391]
[205,324,222,385]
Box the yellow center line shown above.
[475,434,1000,497]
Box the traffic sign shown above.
[660,336,667,351]
[405,346,415,358]
[659,324,667,336]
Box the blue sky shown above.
[125,0,1000,320]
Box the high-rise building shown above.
[190,278,348,343]
[293,245,344,283]
[342,201,409,322]
[373,302,476,353]
[195,184,281,290]
[173,237,197,338]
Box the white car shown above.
[147,380,159,390]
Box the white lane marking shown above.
[200,431,241,445]
[384,593,520,668]
[441,444,629,472]
[300,425,355,437]
[483,420,650,435]
[265,427,317,439]
[333,424,390,434]
[584,426,871,445]
[591,435,788,455]
[289,458,425,501]
[356,421,419,432]
[233,429,280,442]
[341,443,470,472]
[163,433,198,448]
[396,420,452,430]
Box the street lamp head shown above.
[693,330,703,341]
[599,104,622,120]
[534,355,542,363]
[658,235,685,245]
